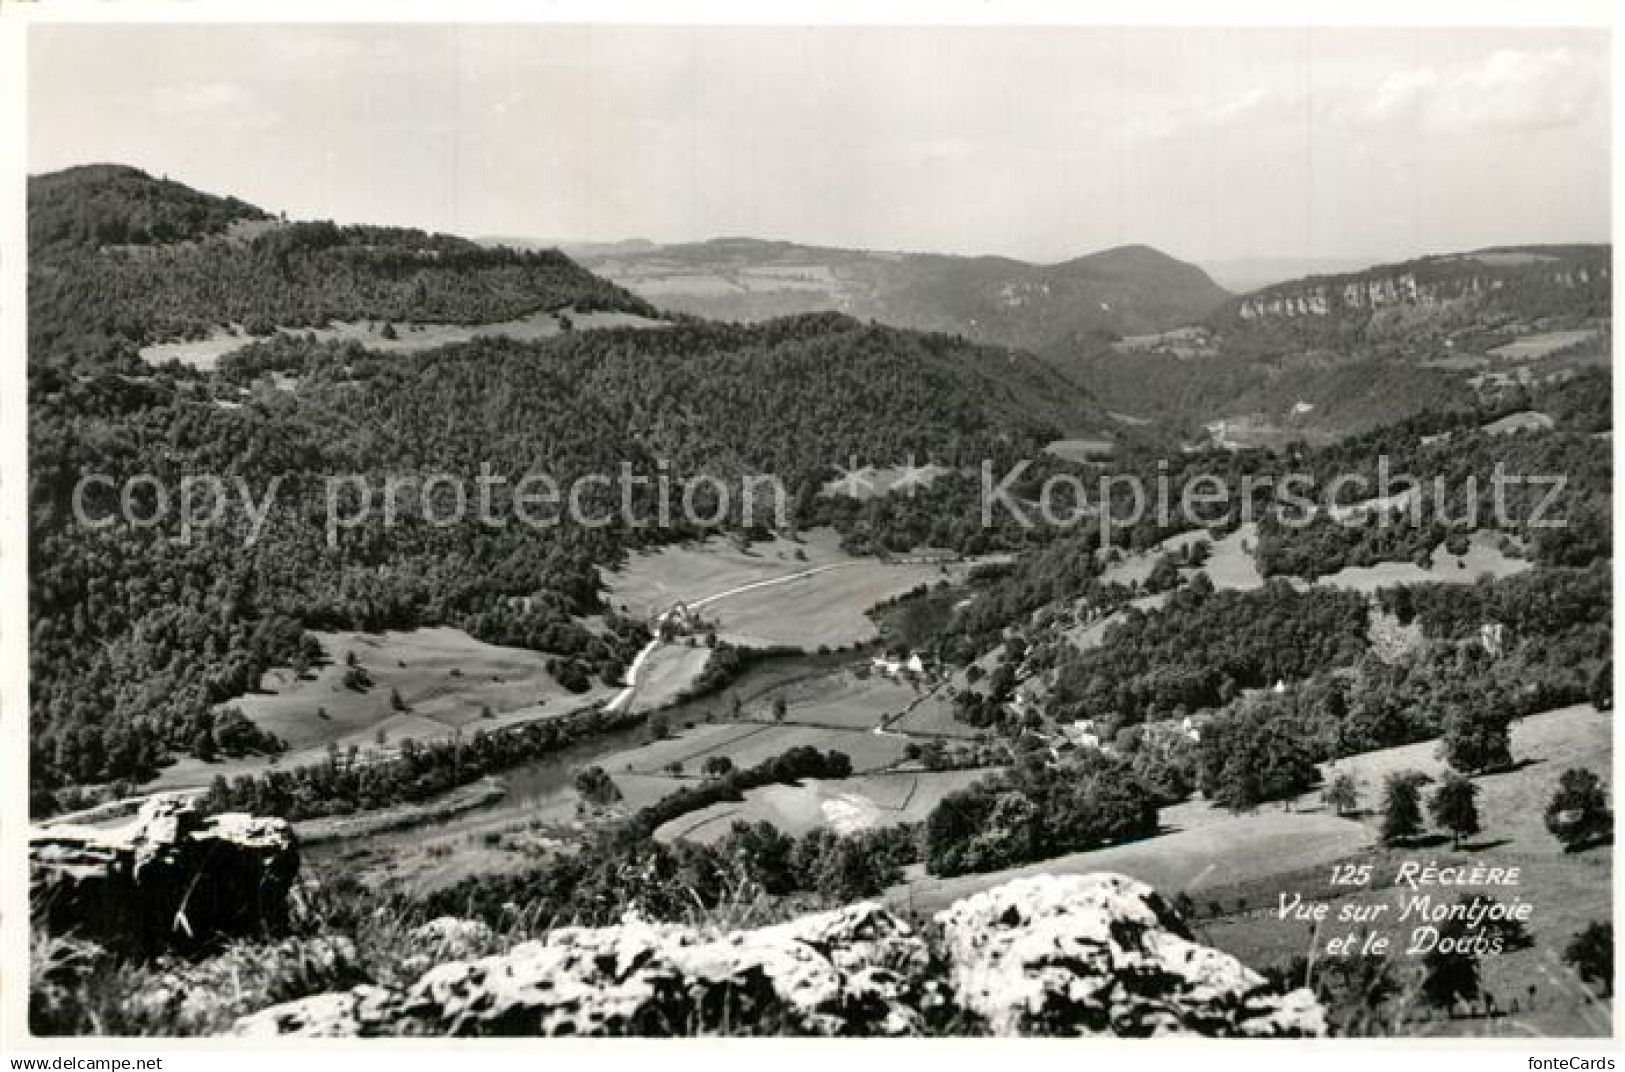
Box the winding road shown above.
[607,560,861,712]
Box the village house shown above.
[872,652,927,677]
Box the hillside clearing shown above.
[1311,530,1530,592]
[605,529,973,650]
[139,307,665,369]
[605,721,909,780]
[149,626,613,790]
[1198,705,1612,1037]
[1043,437,1116,463]
[1489,330,1599,361]
[1482,410,1556,436]
[890,704,1608,918]
[656,768,991,844]
[604,529,857,619]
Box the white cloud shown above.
[151,81,281,129]
[1349,48,1602,135]
[1124,83,1296,142]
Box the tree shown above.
[1198,702,1317,812]
[1145,555,1181,594]
[1545,768,1613,851]
[1322,771,1359,816]
[389,687,408,712]
[720,820,796,895]
[192,729,217,763]
[1420,928,1481,1015]
[1428,772,1482,847]
[1437,704,1513,774]
[702,755,734,778]
[573,765,622,807]
[772,695,788,722]
[1380,770,1428,846]
[1590,660,1613,711]
[1564,922,1613,996]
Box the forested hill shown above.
[1210,245,1611,348]
[28,311,1100,801]
[28,164,658,367]
[29,164,270,256]
[212,313,1103,486]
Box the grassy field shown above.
[766,668,926,729]
[606,721,909,779]
[1482,410,1556,436]
[892,808,1370,920]
[620,642,713,714]
[888,706,1605,908]
[1204,415,1339,451]
[603,530,857,618]
[606,529,968,650]
[1098,529,1212,587]
[657,768,991,844]
[1043,437,1116,463]
[1059,522,1260,654]
[1086,518,1522,600]
[1313,530,1530,593]
[139,308,664,370]
[703,562,957,648]
[604,527,979,653]
[150,627,614,790]
[1062,593,1170,652]
[1202,522,1265,590]
[885,692,984,738]
[1196,704,1612,1036]
[1489,330,1599,361]
[1094,522,1262,593]
[885,704,1611,1035]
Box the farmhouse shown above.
[1480,621,1509,658]
[654,601,704,638]
[1061,719,1103,751]
[872,652,926,677]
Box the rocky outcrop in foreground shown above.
[233,874,1326,1038]
[936,873,1325,1036]
[30,795,299,952]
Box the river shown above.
[306,645,864,863]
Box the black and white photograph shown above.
[4,4,1618,1054]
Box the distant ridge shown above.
[495,235,1232,350]
[1211,244,1611,344]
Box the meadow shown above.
[1311,530,1530,593]
[140,307,664,369]
[656,768,991,844]
[606,530,967,649]
[885,704,1611,1034]
[1489,329,1600,361]
[151,626,615,790]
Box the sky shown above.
[27,24,1612,266]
